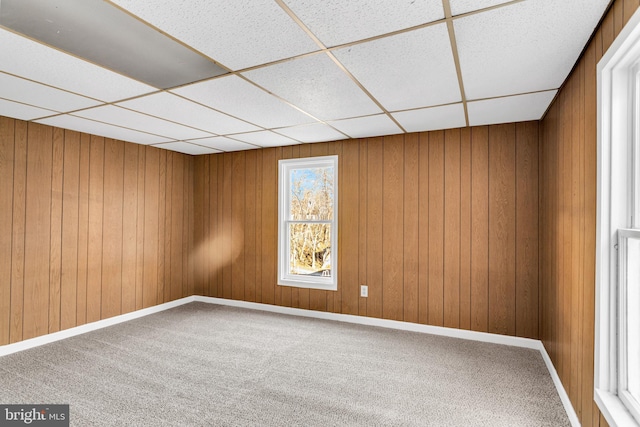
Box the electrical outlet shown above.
[360,285,368,297]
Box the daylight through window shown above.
[278,156,338,290]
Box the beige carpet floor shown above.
[0,302,570,426]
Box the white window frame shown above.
[277,155,338,291]
[596,8,640,427]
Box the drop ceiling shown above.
[0,0,609,155]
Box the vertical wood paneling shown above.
[516,122,539,338]
[171,154,184,301]
[488,124,516,336]
[101,139,124,320]
[0,117,14,345]
[261,148,276,305]
[459,128,472,330]
[135,146,145,310]
[443,129,461,329]
[1,118,194,344]
[121,143,138,314]
[23,123,53,340]
[403,134,419,324]
[142,147,159,308]
[358,140,367,317]
[366,138,383,318]
[158,151,168,304]
[231,152,246,301]
[245,150,257,303]
[60,131,79,330]
[418,133,429,324]
[471,126,489,332]
[382,135,404,320]
[538,2,640,425]
[428,131,444,326]
[76,134,90,325]
[48,128,64,333]
[86,135,104,323]
[341,141,359,315]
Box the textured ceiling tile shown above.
[467,90,557,126]
[110,0,318,70]
[392,103,466,133]
[243,54,381,121]
[186,137,258,152]
[333,23,460,111]
[74,105,212,140]
[0,72,100,112]
[0,28,155,102]
[449,0,513,16]
[283,0,444,47]
[172,75,314,129]
[328,114,402,139]
[0,98,57,121]
[455,0,609,99]
[36,114,172,145]
[231,131,299,147]
[152,141,221,155]
[274,123,347,143]
[117,92,260,135]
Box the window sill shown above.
[596,389,639,427]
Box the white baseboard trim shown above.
[194,296,581,427]
[0,295,580,426]
[0,296,195,357]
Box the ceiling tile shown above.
[232,131,299,147]
[275,123,347,143]
[0,98,57,121]
[468,91,557,126]
[392,104,466,133]
[455,0,609,99]
[117,92,260,136]
[74,105,212,140]
[328,114,402,139]
[172,75,313,129]
[0,72,101,112]
[0,0,227,89]
[243,54,381,121]
[333,23,460,112]
[283,0,444,47]
[0,28,155,102]
[36,114,172,145]
[186,137,258,152]
[450,0,513,16]
[152,142,221,155]
[110,0,318,70]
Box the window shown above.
[278,156,338,290]
[596,8,640,427]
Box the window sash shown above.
[278,156,338,290]
[618,228,640,424]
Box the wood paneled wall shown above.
[193,123,540,337]
[0,117,194,345]
[538,1,639,426]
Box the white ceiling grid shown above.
[0,0,609,155]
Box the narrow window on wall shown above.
[278,155,338,290]
[596,9,640,427]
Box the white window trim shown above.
[596,8,640,427]
[277,155,338,291]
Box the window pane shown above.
[627,237,640,402]
[289,166,334,220]
[288,223,331,277]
